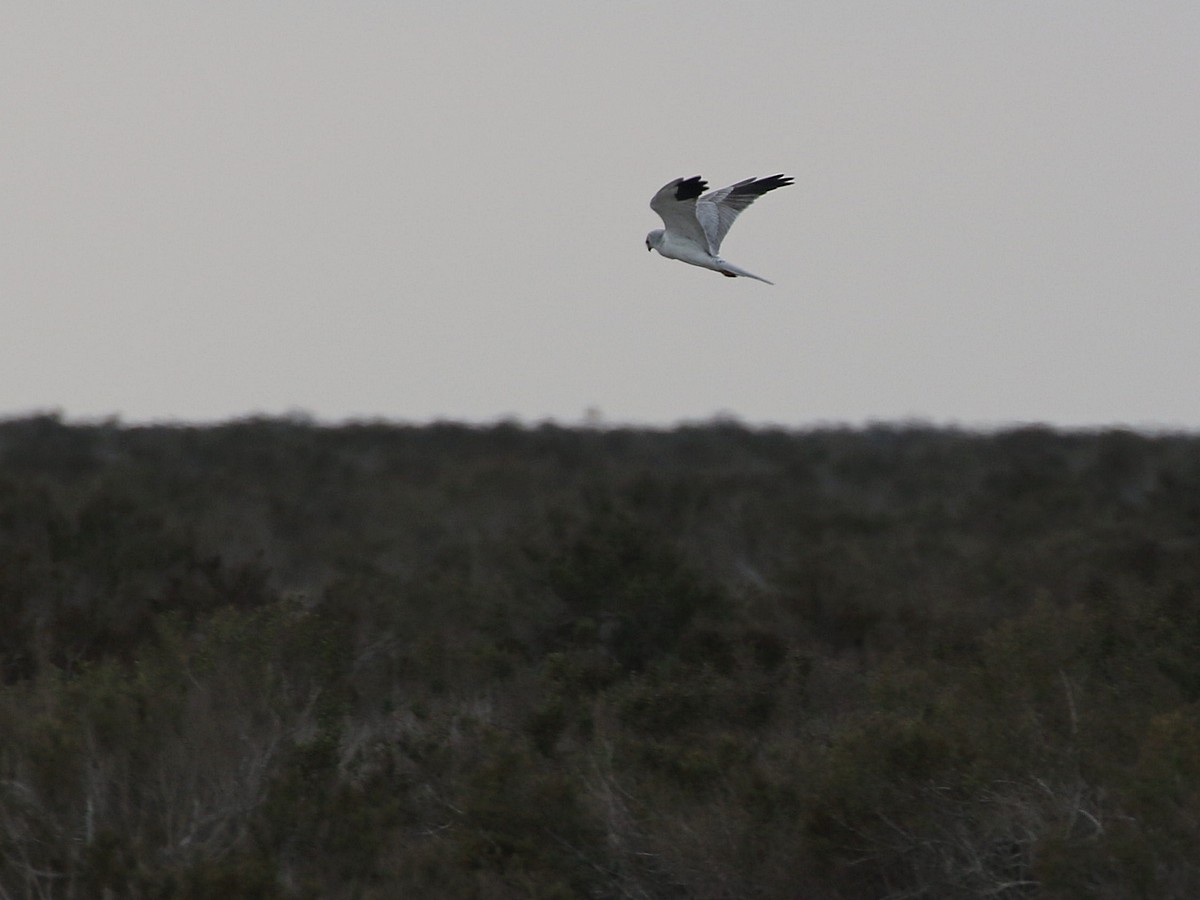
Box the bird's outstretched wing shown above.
[649,176,711,251]
[695,174,793,254]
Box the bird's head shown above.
[645,229,664,252]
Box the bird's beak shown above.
[646,246,652,252]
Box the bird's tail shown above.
[716,260,773,285]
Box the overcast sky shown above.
[4,3,1198,429]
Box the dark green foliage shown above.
[544,504,723,669]
[2,414,1200,898]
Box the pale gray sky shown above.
[4,3,1198,428]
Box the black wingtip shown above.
[731,174,794,198]
[674,176,708,202]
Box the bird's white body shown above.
[646,228,771,283]
[646,174,792,284]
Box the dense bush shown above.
[1,414,1198,898]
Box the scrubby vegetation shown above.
[1,414,1198,898]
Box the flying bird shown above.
[646,174,793,284]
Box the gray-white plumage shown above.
[646,174,793,284]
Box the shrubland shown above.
[1,414,1198,898]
